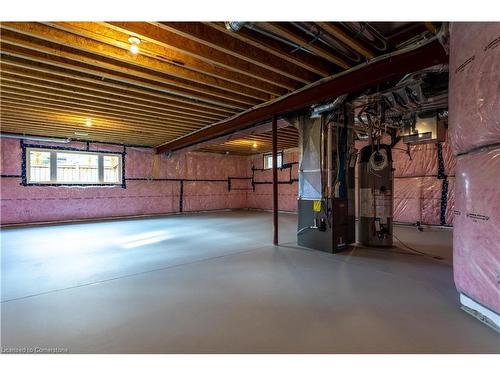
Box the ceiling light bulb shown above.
[128,36,141,55]
[128,36,141,45]
[130,44,139,54]
[85,118,92,127]
[252,142,257,148]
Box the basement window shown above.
[263,152,283,170]
[26,147,122,185]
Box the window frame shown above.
[24,145,124,187]
[263,151,283,170]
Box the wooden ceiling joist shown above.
[0,46,247,115]
[0,87,212,127]
[0,21,438,152]
[2,23,271,105]
[0,31,257,110]
[0,98,203,133]
[0,118,169,139]
[0,115,190,142]
[0,123,186,147]
[0,110,196,141]
[0,59,235,118]
[0,122,167,146]
[51,21,286,98]
[315,22,376,60]
[206,22,333,77]
[155,22,319,84]
[0,74,222,123]
[258,23,351,69]
[106,22,300,91]
[45,22,273,102]
[157,38,447,153]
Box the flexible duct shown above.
[311,94,347,118]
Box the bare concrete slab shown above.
[1,211,498,353]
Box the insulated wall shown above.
[453,148,500,313]
[392,139,456,226]
[449,22,500,315]
[0,138,249,225]
[354,138,456,226]
[449,22,500,153]
[246,148,299,212]
[0,137,457,225]
[244,138,457,224]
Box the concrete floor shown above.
[1,211,498,353]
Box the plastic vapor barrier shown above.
[246,149,299,212]
[449,22,500,317]
[449,22,500,155]
[453,147,500,313]
[297,115,323,200]
[0,138,249,224]
[355,138,456,226]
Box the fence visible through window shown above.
[26,148,122,185]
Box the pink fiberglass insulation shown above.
[1,134,455,225]
[354,139,456,225]
[0,138,22,175]
[453,147,500,313]
[449,22,500,155]
[246,183,298,212]
[126,148,155,178]
[445,177,455,225]
[88,143,125,153]
[393,177,445,225]
[421,177,444,226]
[0,178,179,223]
[0,138,250,224]
[393,177,422,223]
[442,140,456,176]
[183,181,247,212]
[246,148,299,212]
[392,140,438,178]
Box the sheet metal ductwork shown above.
[296,104,356,253]
[224,22,247,32]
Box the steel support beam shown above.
[156,39,447,154]
[272,115,278,246]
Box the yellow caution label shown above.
[313,200,322,212]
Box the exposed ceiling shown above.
[0,22,436,154]
[198,126,299,155]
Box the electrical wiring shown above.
[392,232,444,260]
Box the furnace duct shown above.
[295,114,323,200]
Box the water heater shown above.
[358,144,393,246]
